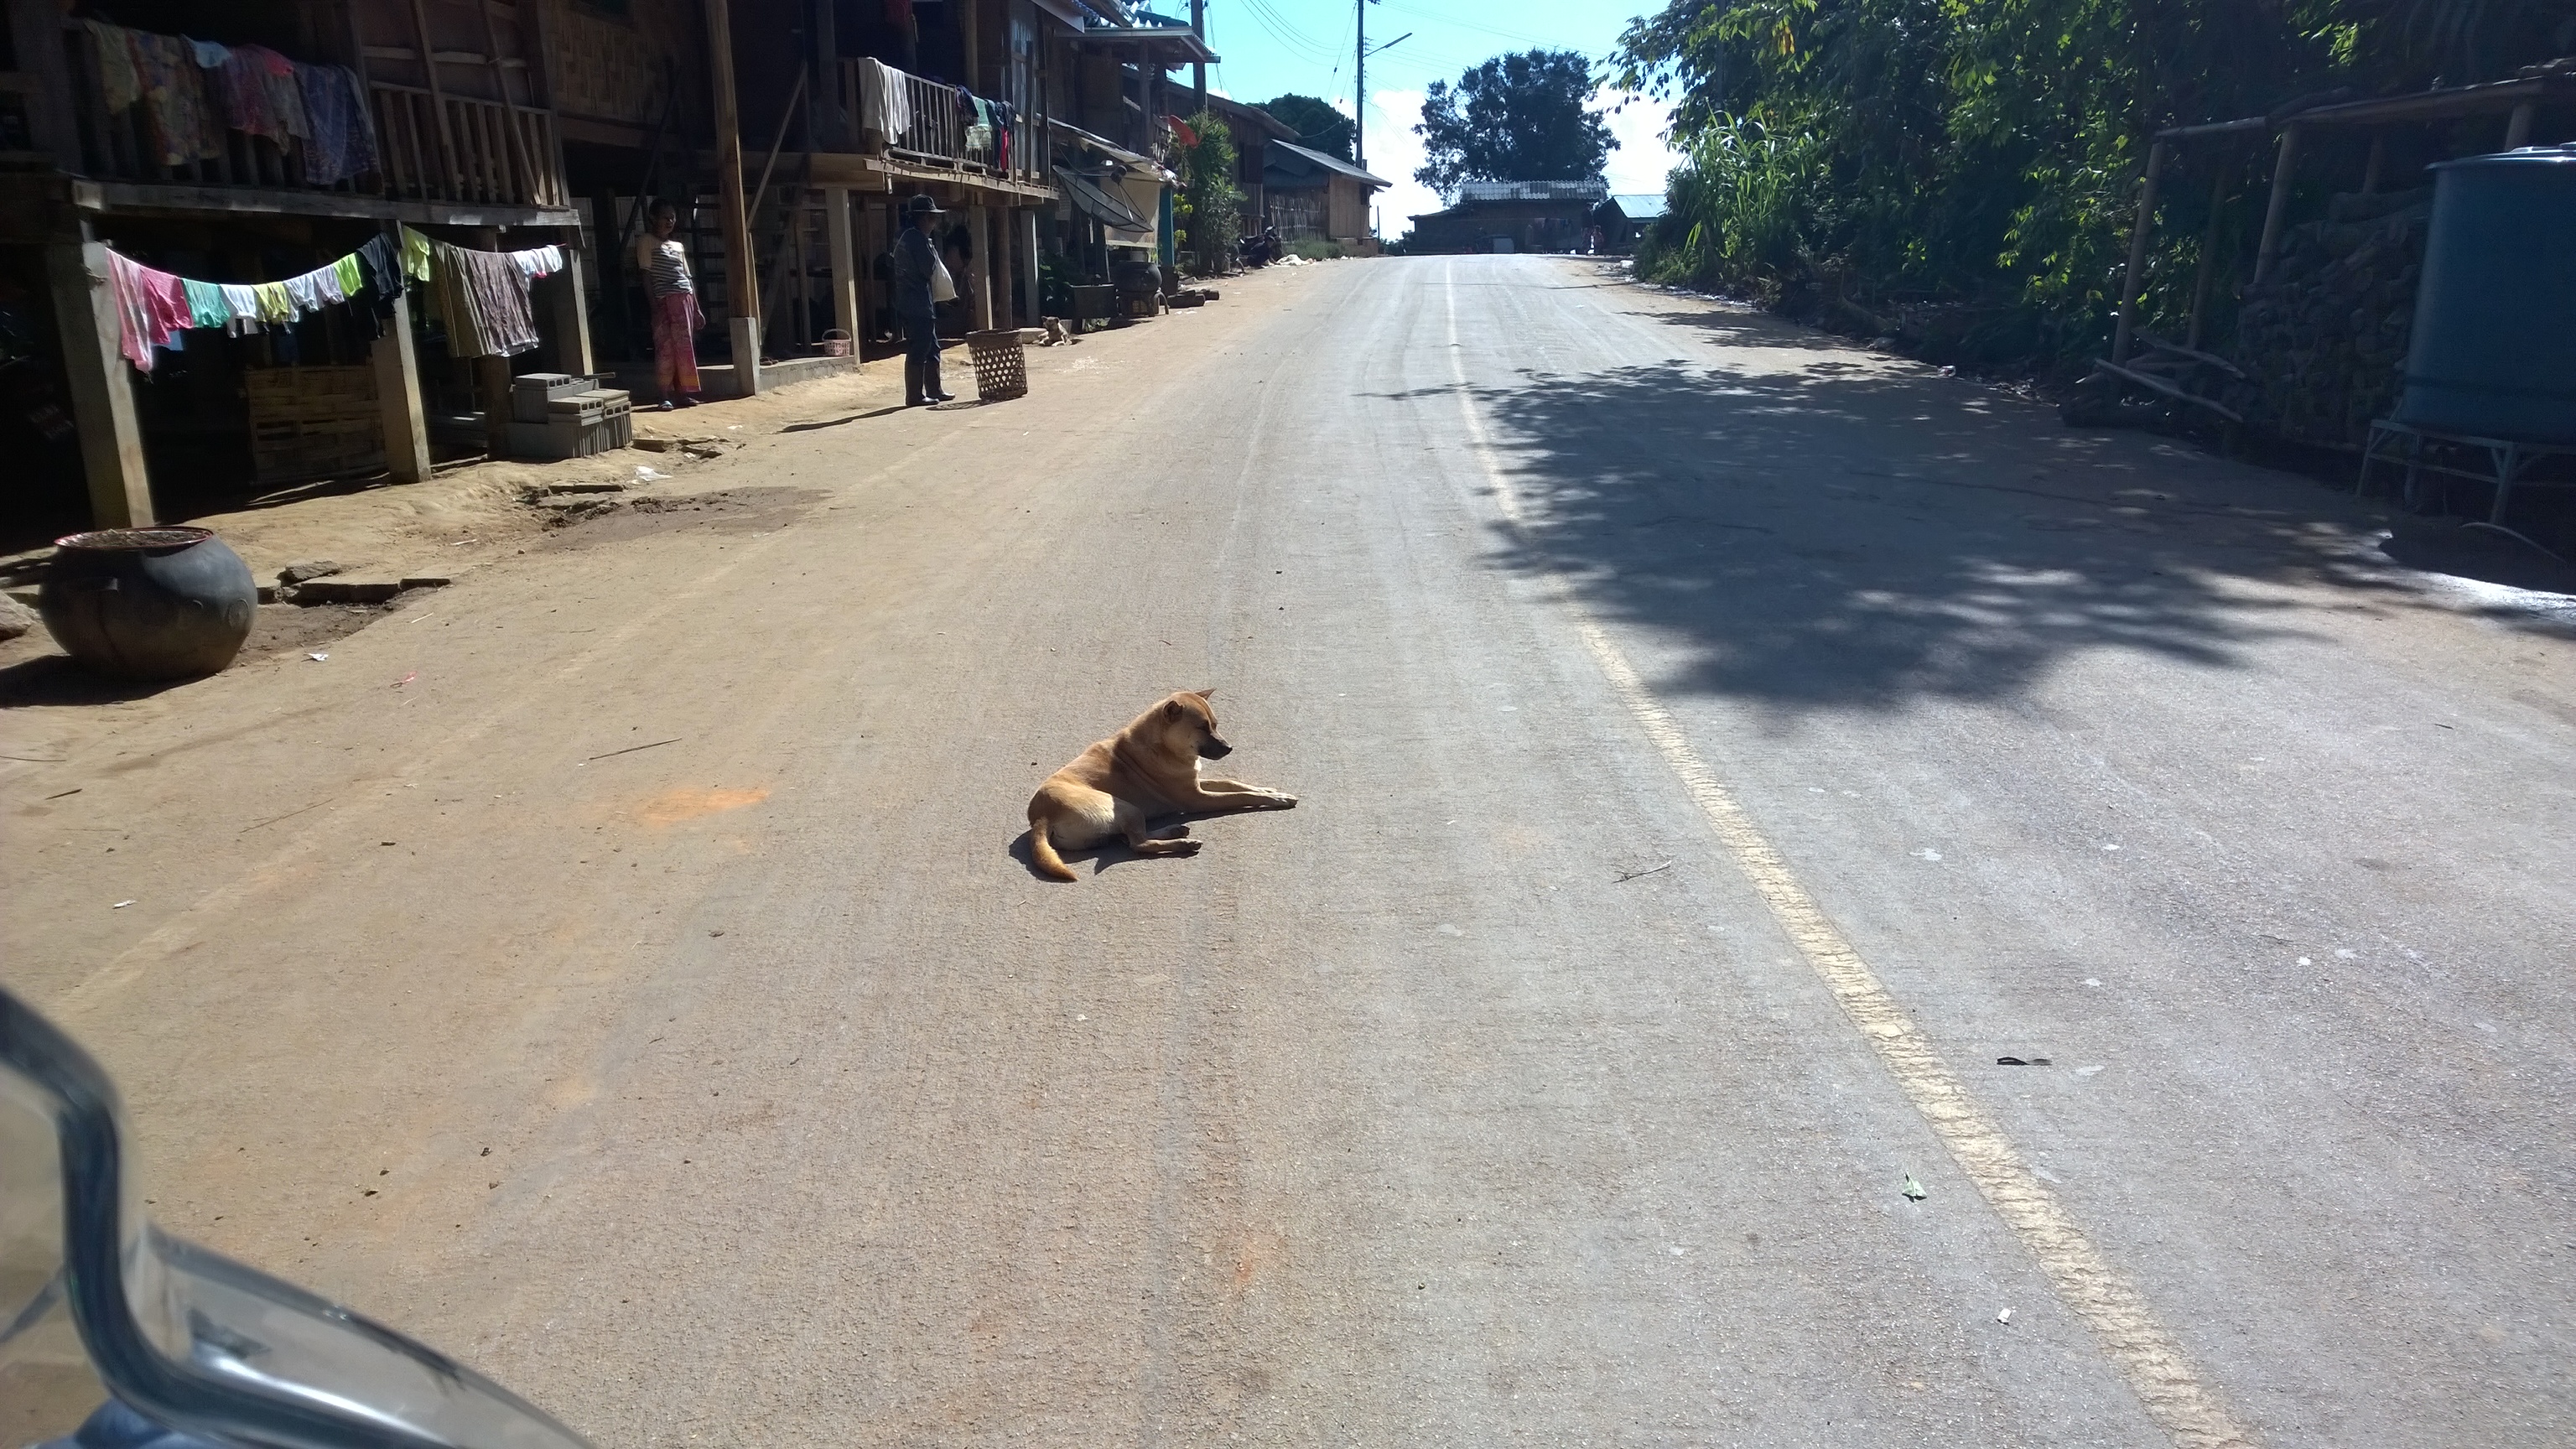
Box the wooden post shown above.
[813,0,844,149]
[826,185,860,346]
[969,203,995,330]
[961,0,981,91]
[2254,123,2301,285]
[704,0,761,391]
[46,241,153,527]
[6,0,81,167]
[372,282,434,485]
[2111,139,2166,366]
[2505,102,2535,149]
[2186,160,2230,351]
[704,0,759,328]
[549,245,595,377]
[992,202,1016,328]
[1020,207,1041,330]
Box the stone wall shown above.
[2229,189,2428,449]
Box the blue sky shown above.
[1190,0,1682,233]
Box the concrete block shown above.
[293,579,402,605]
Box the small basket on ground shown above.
[965,329,1029,402]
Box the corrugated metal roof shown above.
[1611,193,1668,219]
[1454,179,1607,202]
[1267,140,1391,189]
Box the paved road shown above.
[8,256,2573,1448]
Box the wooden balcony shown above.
[54,20,564,214]
[837,60,1041,189]
[372,83,564,209]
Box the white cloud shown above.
[1364,90,1439,234]
[1597,89,1681,198]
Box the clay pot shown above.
[39,527,256,680]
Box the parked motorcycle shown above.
[1237,229,1284,269]
[0,986,594,1449]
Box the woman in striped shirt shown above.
[636,200,704,409]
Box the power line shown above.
[1373,0,1564,49]
[1234,0,1343,66]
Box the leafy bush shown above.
[1176,110,1242,276]
[1618,0,2576,374]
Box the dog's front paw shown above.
[1171,838,1205,854]
[1267,792,1299,808]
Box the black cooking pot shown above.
[39,527,257,680]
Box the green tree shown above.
[1176,110,1244,275]
[1415,49,1617,196]
[1613,1,2570,371]
[1258,94,1355,160]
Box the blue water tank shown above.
[2397,145,2576,444]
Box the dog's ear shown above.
[1197,687,1217,699]
[1162,700,1183,720]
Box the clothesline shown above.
[104,228,565,375]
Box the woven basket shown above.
[965,330,1028,402]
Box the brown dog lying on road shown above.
[1026,689,1296,881]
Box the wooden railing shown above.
[54,21,564,209]
[837,60,1041,185]
[372,83,564,208]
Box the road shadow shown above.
[780,407,909,433]
[1007,824,1198,881]
[0,654,197,708]
[1439,355,2548,714]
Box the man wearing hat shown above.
[892,194,955,406]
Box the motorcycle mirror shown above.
[0,986,594,1449]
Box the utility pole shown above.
[1191,0,1206,116]
[1354,0,1365,172]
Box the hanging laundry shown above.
[296,64,379,185]
[104,252,192,373]
[128,30,225,166]
[399,225,434,283]
[182,279,231,330]
[105,252,157,373]
[333,253,364,299]
[860,58,912,138]
[360,233,406,302]
[80,22,143,113]
[354,234,406,335]
[214,44,309,147]
[281,269,326,315]
[430,240,543,358]
[219,283,264,334]
[309,262,348,307]
[252,283,295,324]
[187,39,229,70]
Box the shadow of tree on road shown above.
[1443,356,2470,714]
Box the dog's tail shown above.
[1028,815,1078,882]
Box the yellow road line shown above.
[1441,265,2255,1449]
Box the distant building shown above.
[1196,96,1301,244]
[1406,180,1611,254]
[1601,194,1670,253]
[1263,141,1391,244]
